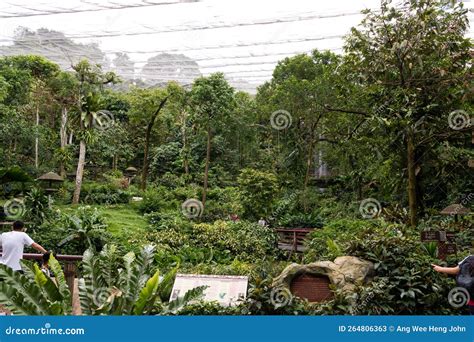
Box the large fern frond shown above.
[0,264,51,315]
[48,255,71,305]
[78,248,106,314]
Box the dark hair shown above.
[12,220,24,231]
[42,252,51,265]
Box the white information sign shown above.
[170,273,248,306]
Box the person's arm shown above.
[23,233,47,254]
[432,264,460,275]
[31,242,47,254]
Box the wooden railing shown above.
[275,228,314,254]
[3,253,82,295]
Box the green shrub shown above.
[147,220,280,265]
[80,182,131,205]
[140,185,243,222]
[303,218,373,261]
[155,172,187,188]
[345,225,459,314]
[146,211,194,232]
[201,187,243,221]
[176,301,244,315]
[237,168,278,220]
[31,206,111,255]
[139,186,198,214]
[24,187,52,225]
[277,213,324,228]
[305,221,460,315]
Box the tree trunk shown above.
[142,130,151,190]
[181,111,189,178]
[201,125,211,207]
[72,139,86,204]
[303,141,314,212]
[303,142,314,191]
[141,96,169,190]
[60,107,68,147]
[407,127,417,226]
[59,107,68,178]
[35,104,39,169]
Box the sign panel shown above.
[420,231,456,242]
[445,243,457,255]
[170,274,248,306]
[420,231,438,242]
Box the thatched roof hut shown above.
[124,167,138,177]
[37,172,63,182]
[36,172,64,193]
[440,204,470,216]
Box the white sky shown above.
[0,0,472,91]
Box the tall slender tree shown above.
[71,60,118,204]
[190,73,235,206]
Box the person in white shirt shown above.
[0,221,47,272]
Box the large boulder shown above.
[273,256,374,299]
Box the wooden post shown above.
[293,231,297,254]
[64,262,77,296]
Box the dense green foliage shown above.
[0,0,472,316]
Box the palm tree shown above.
[71,60,118,204]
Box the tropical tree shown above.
[0,55,59,169]
[190,73,235,206]
[71,60,118,204]
[344,0,473,225]
[127,85,174,190]
[258,52,344,189]
[49,71,78,177]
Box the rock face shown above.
[273,256,374,300]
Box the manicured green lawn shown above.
[99,203,148,237]
[56,203,148,240]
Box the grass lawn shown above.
[99,204,148,237]
[55,202,148,240]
